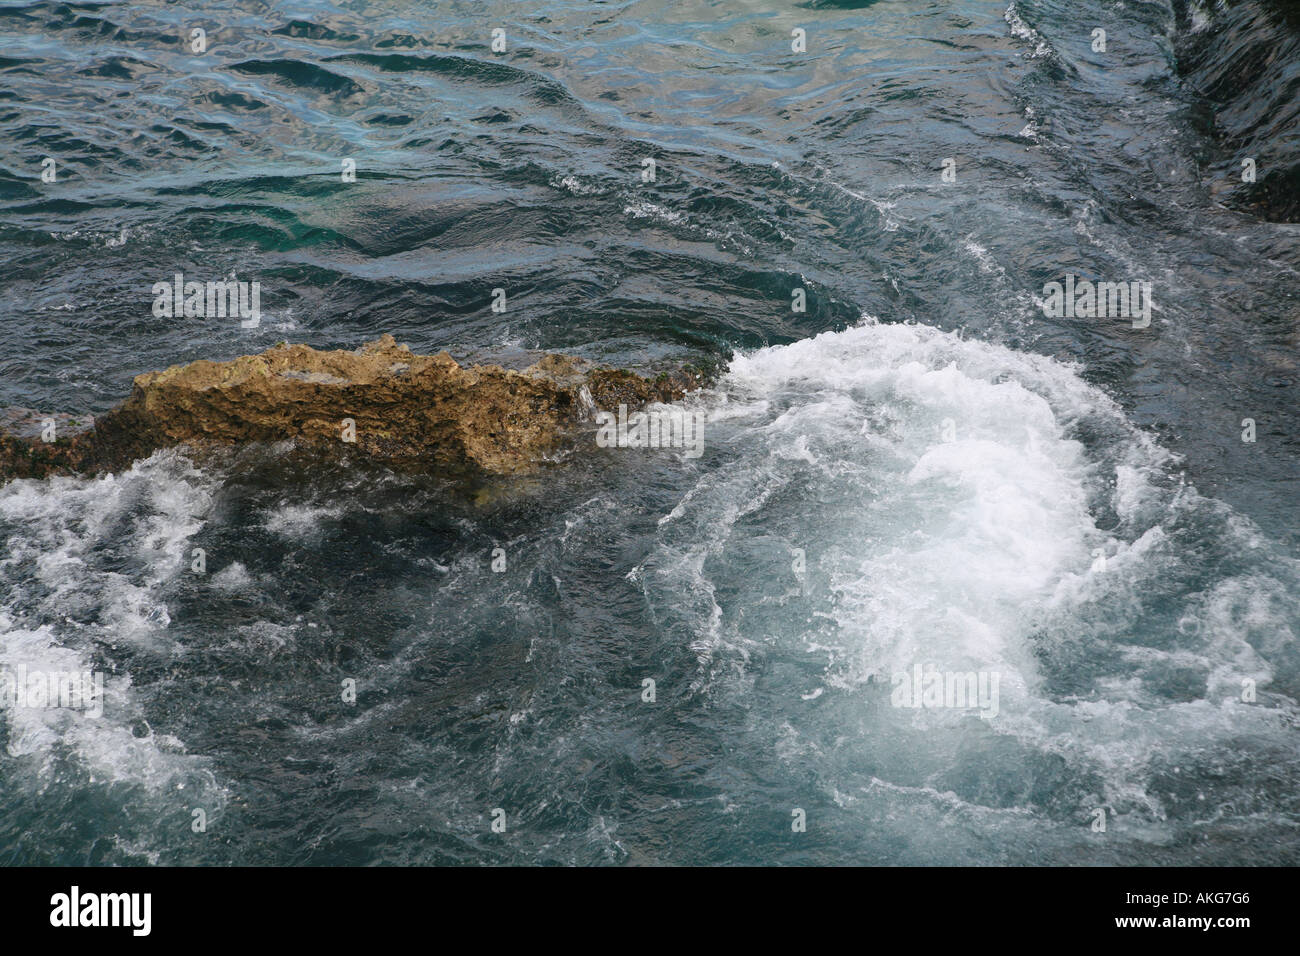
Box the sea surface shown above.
[1,0,1298,865]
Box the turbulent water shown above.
[1,0,1298,865]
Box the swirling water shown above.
[0,0,1298,865]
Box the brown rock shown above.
[0,335,715,483]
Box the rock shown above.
[0,335,716,483]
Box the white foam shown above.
[636,318,1300,828]
[263,501,342,541]
[1004,2,1053,59]
[211,561,253,590]
[0,451,226,806]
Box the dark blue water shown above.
[1,0,1298,865]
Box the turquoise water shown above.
[1,0,1298,864]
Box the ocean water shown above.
[1,0,1298,865]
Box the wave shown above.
[228,59,369,98]
[634,318,1300,861]
[1174,0,1300,221]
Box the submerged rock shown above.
[0,335,715,483]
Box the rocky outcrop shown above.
[0,335,715,482]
